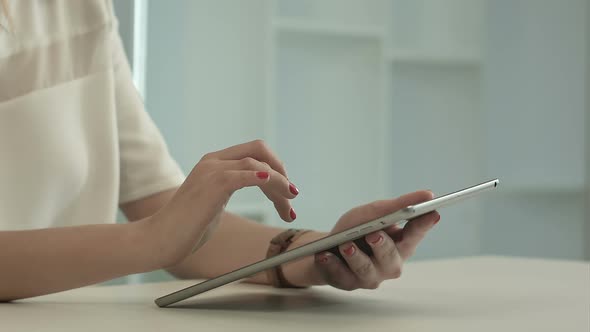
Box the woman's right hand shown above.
[141,140,299,268]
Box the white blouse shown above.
[0,1,185,230]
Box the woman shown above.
[0,0,439,301]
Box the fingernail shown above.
[289,183,299,196]
[343,244,356,256]
[366,232,383,246]
[317,253,331,264]
[289,207,297,221]
[256,171,269,180]
[434,214,441,225]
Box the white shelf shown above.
[272,18,383,39]
[387,48,481,66]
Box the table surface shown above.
[1,256,588,332]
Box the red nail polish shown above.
[289,183,299,195]
[434,214,441,224]
[367,234,383,245]
[318,254,329,264]
[256,171,269,180]
[343,245,355,256]
[290,208,297,220]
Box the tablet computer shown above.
[156,178,499,307]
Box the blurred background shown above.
[112,0,589,283]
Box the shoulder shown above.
[0,0,120,103]
[0,0,117,53]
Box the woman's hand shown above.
[301,191,439,290]
[142,140,298,268]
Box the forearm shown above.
[0,220,158,301]
[122,188,328,286]
[167,211,327,286]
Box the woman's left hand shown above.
[289,190,439,290]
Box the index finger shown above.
[344,190,434,224]
[209,140,288,177]
[395,211,439,260]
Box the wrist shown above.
[281,231,329,287]
[132,214,181,270]
[120,218,165,273]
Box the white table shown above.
[1,256,588,331]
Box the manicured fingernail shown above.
[289,183,299,196]
[289,207,297,221]
[434,214,441,225]
[366,232,383,246]
[256,171,269,180]
[343,244,356,256]
[317,252,331,264]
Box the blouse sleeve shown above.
[111,26,185,204]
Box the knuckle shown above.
[389,265,402,279]
[379,246,398,262]
[200,152,214,161]
[241,157,258,169]
[192,162,205,173]
[199,159,216,171]
[352,261,373,277]
[251,139,268,151]
[191,160,212,176]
